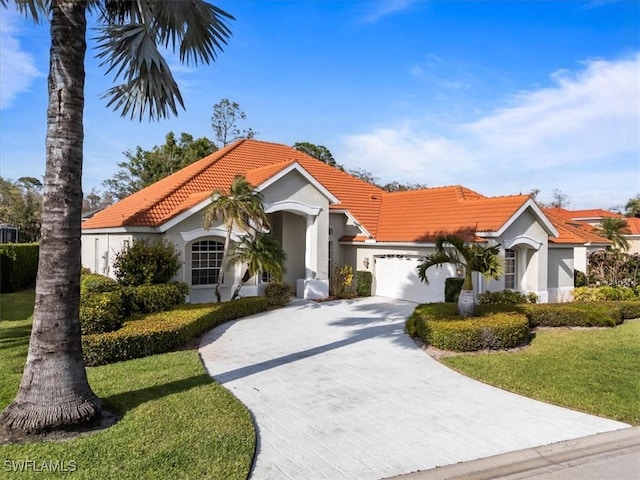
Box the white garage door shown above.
[374,255,456,304]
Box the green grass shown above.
[443,322,640,425]
[0,290,255,479]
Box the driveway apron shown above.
[199,297,629,480]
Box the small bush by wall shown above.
[124,283,188,315]
[0,243,38,293]
[82,296,269,366]
[264,281,291,306]
[355,270,372,297]
[80,273,119,296]
[410,310,530,352]
[113,238,181,286]
[478,289,538,304]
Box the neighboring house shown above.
[81,139,608,304]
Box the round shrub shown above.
[81,273,120,296]
[113,239,180,286]
[264,281,291,306]
[80,290,125,335]
[417,313,530,352]
[124,283,187,315]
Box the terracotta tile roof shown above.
[626,217,640,235]
[82,139,384,233]
[373,186,531,242]
[542,209,611,245]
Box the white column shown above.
[305,215,316,279]
[518,248,528,292]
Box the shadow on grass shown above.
[0,324,31,350]
[101,374,212,413]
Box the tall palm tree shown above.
[203,176,269,302]
[228,231,286,301]
[0,0,233,435]
[595,218,631,251]
[417,234,502,317]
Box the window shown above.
[504,248,517,290]
[191,240,224,286]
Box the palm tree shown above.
[228,232,286,301]
[417,234,502,317]
[0,0,233,435]
[625,195,640,218]
[203,176,269,302]
[595,218,631,251]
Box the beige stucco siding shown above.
[81,232,154,279]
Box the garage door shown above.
[374,255,456,303]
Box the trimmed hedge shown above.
[355,270,373,297]
[610,301,640,320]
[80,290,125,335]
[0,243,38,293]
[411,311,530,352]
[572,286,638,302]
[477,290,538,305]
[82,296,269,366]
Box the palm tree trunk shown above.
[0,1,101,434]
[458,270,476,317]
[230,268,252,300]
[215,226,233,302]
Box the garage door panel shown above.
[374,256,456,303]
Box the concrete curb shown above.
[385,426,640,480]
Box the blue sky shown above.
[1,0,638,210]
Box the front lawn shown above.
[442,321,640,425]
[0,290,255,479]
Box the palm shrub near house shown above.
[417,233,502,316]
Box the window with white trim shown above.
[191,240,224,286]
[504,248,517,290]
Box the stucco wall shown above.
[81,232,155,279]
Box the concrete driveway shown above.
[199,297,628,480]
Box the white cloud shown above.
[339,54,640,209]
[362,0,417,24]
[0,9,41,110]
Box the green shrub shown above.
[124,283,187,315]
[0,243,38,293]
[330,264,356,299]
[610,301,640,320]
[355,270,373,297]
[445,277,464,303]
[524,303,621,328]
[410,310,530,352]
[572,286,638,302]
[478,289,537,304]
[264,281,291,306]
[113,238,181,286]
[80,273,119,296]
[82,297,269,366]
[80,290,125,335]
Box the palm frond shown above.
[417,252,457,284]
[2,0,49,22]
[95,0,233,121]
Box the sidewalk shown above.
[386,427,640,480]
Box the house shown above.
[81,139,610,304]
[545,208,640,254]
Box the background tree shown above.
[529,188,570,208]
[0,176,43,242]
[348,167,380,187]
[381,181,428,192]
[82,187,114,215]
[293,142,340,167]
[594,218,631,251]
[203,176,269,302]
[0,0,233,436]
[625,195,640,218]
[417,233,502,317]
[103,131,216,200]
[228,231,286,300]
[211,98,257,147]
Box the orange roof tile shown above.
[542,209,612,245]
[83,140,384,233]
[374,186,530,242]
[626,217,640,235]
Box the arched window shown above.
[191,240,224,286]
